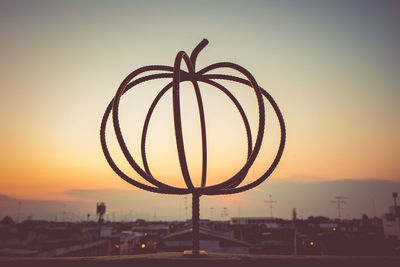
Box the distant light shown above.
[114,244,120,248]
[332,227,337,231]
[310,241,314,246]
[141,243,146,248]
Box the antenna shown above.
[331,196,348,219]
[265,194,277,217]
[221,207,228,220]
[62,203,66,222]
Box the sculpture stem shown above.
[190,39,209,71]
[192,192,200,251]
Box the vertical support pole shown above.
[192,193,200,252]
[192,192,200,251]
[184,192,207,257]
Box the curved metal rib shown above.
[140,77,253,191]
[172,51,208,191]
[101,70,189,194]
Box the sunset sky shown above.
[0,0,399,220]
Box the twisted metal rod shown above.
[192,192,200,251]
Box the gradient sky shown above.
[0,0,399,220]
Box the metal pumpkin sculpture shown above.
[100,39,286,256]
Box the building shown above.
[230,217,275,226]
[382,205,400,239]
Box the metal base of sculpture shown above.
[183,250,208,258]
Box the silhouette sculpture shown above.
[100,39,286,256]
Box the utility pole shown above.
[265,194,277,217]
[184,196,188,221]
[293,208,297,256]
[179,199,182,220]
[62,203,66,222]
[221,207,228,220]
[331,196,348,219]
[372,199,377,217]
